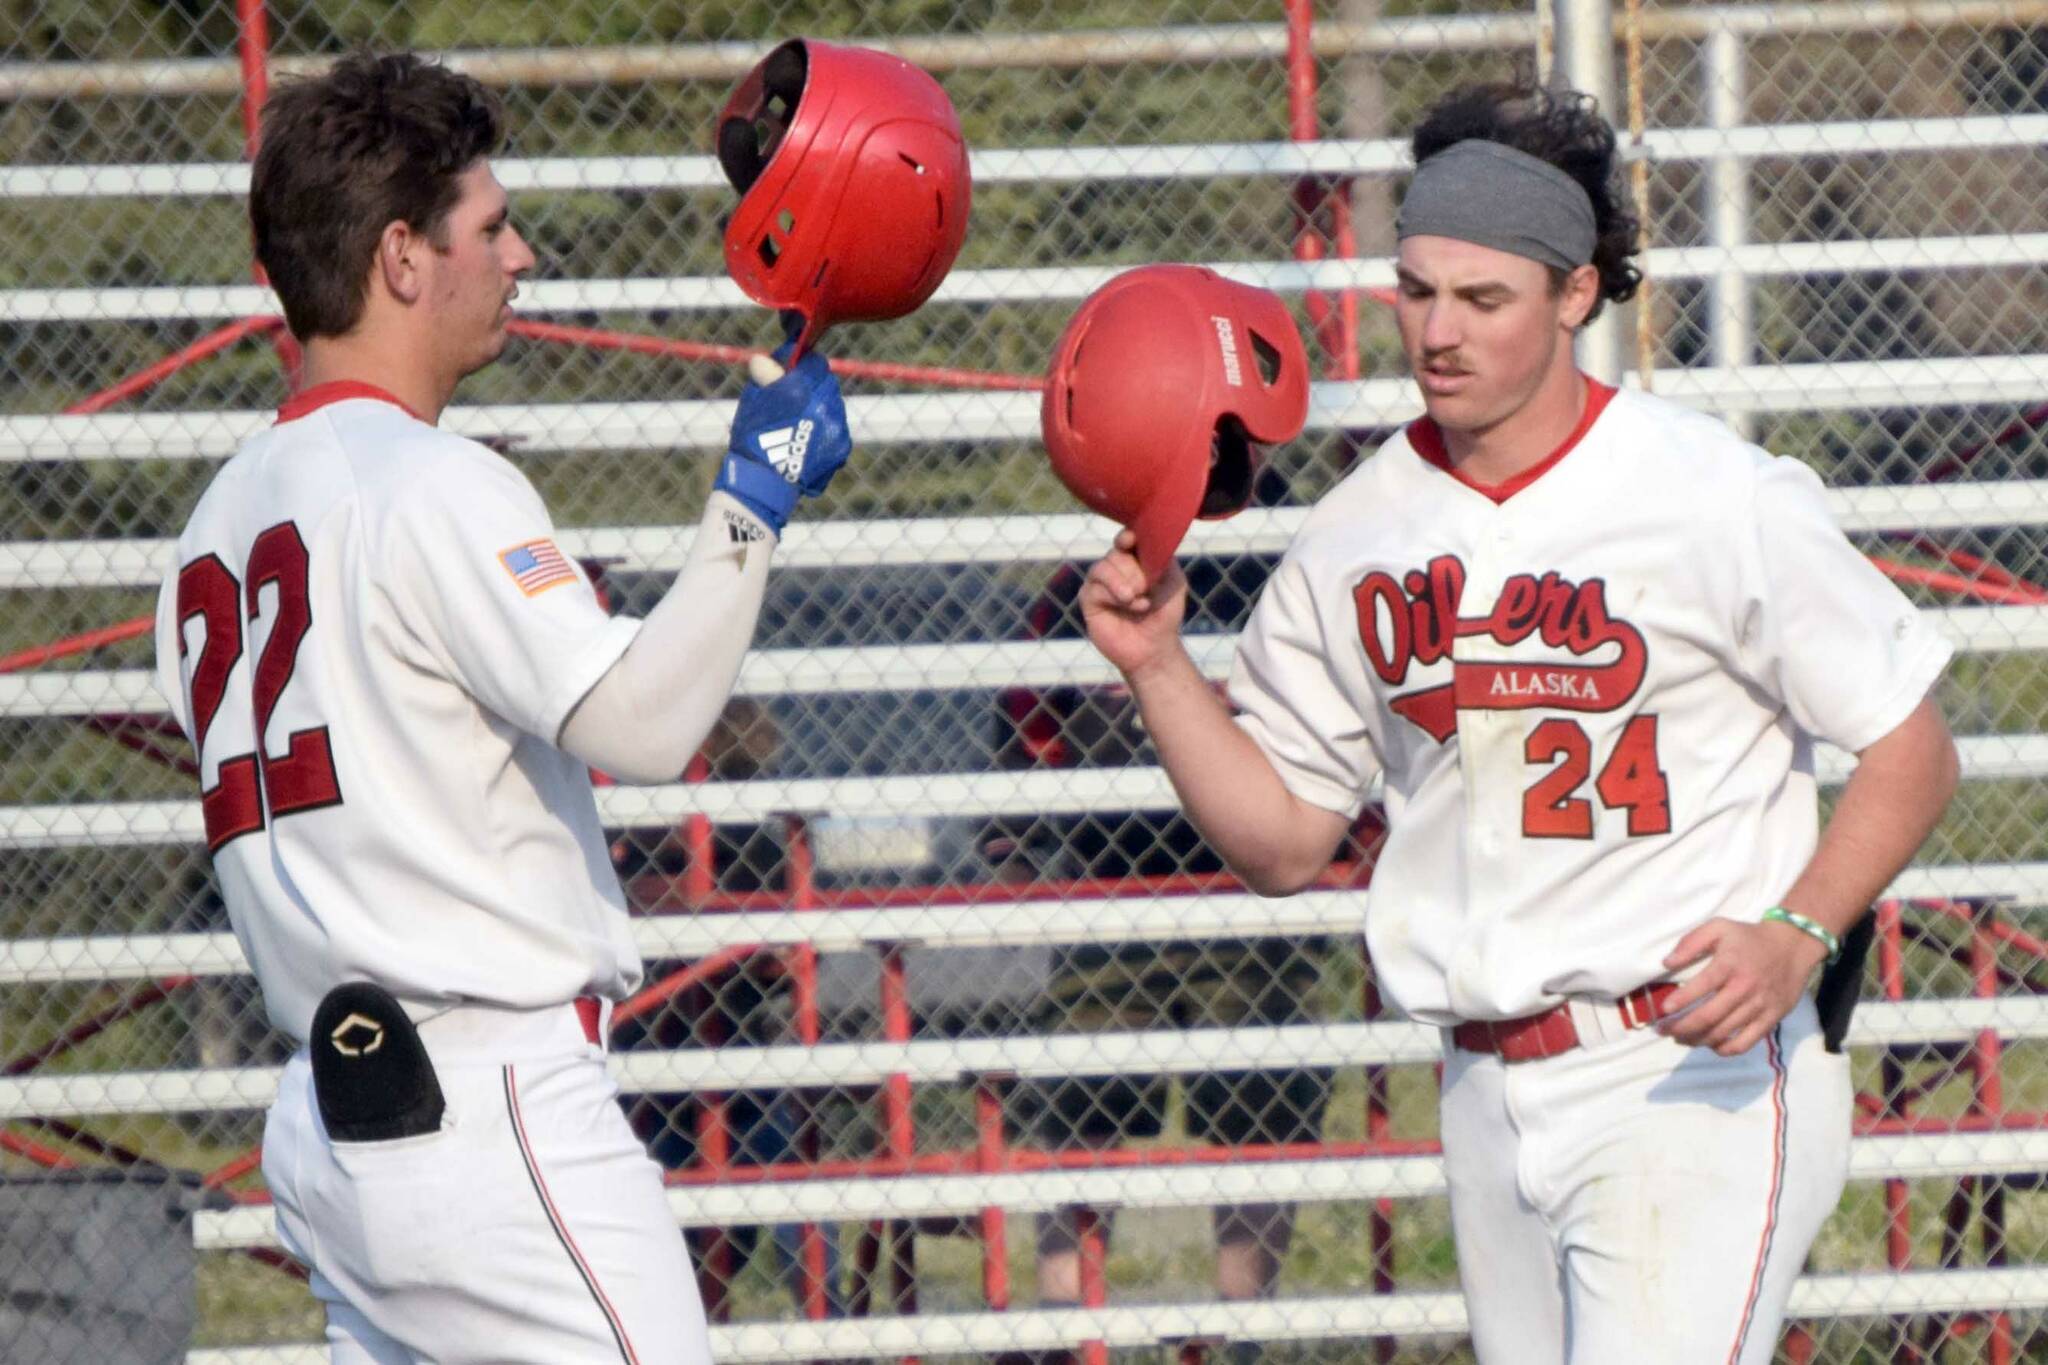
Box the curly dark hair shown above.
[1410,82,1641,321]
[251,51,505,341]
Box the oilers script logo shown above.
[1353,554,1648,743]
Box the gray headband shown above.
[1395,139,1596,271]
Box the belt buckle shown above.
[1618,981,1678,1033]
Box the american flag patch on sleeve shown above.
[497,538,578,596]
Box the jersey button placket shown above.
[1477,512,1555,1215]
[1454,527,1519,827]
[1447,524,1517,1013]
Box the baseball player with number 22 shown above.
[1074,84,1960,1361]
[153,42,966,1362]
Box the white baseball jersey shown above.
[154,382,645,1042]
[1230,379,1952,1025]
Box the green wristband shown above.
[1762,906,1842,963]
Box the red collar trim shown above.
[276,381,425,425]
[1408,376,1617,505]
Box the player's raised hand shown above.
[1655,916,1833,1056]
[714,323,852,535]
[1081,529,1189,679]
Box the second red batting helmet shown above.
[1042,265,1311,583]
[716,39,972,355]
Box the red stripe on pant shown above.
[1726,1027,1789,1365]
[504,1064,642,1364]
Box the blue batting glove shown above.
[714,344,852,536]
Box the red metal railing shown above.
[1287,0,1362,386]
[507,319,1043,393]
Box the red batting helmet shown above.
[716,39,972,355]
[1042,265,1311,583]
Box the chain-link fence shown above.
[5,0,2048,1360]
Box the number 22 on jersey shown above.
[177,521,344,852]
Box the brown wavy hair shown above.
[251,51,504,341]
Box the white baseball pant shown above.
[1442,993,1851,1364]
[263,999,711,1364]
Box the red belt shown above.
[1451,981,1682,1063]
[574,996,603,1046]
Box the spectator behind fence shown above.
[1006,919,1334,1343]
[614,697,848,1317]
[984,555,1345,1349]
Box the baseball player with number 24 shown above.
[1074,84,1960,1361]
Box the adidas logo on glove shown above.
[757,420,815,484]
[714,346,849,536]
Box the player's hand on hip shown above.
[715,327,852,535]
[1080,529,1189,679]
[1656,916,1832,1056]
